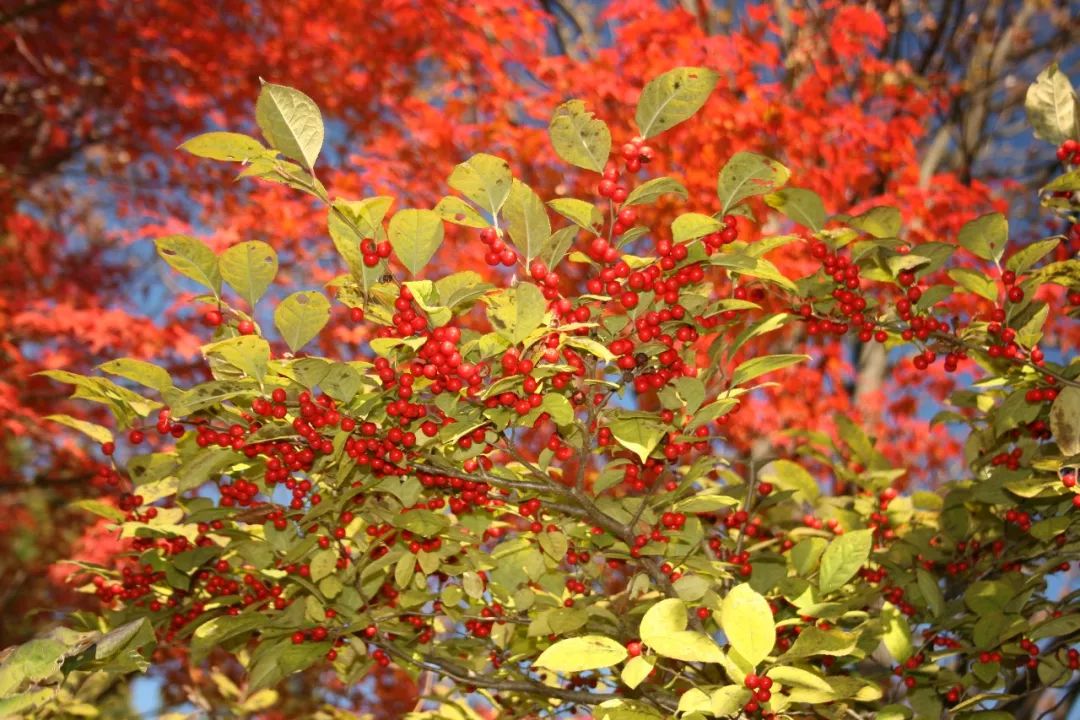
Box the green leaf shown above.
[448,153,513,215]
[635,67,718,138]
[548,198,603,233]
[542,225,579,270]
[880,602,913,663]
[191,613,268,663]
[44,414,112,444]
[179,132,267,162]
[154,234,221,294]
[328,198,393,294]
[842,206,902,238]
[672,212,722,243]
[958,213,1007,263]
[486,282,546,344]
[203,335,270,384]
[541,394,574,426]
[548,99,611,173]
[673,377,705,414]
[255,82,324,170]
[720,583,775,666]
[564,336,617,362]
[917,568,944,618]
[249,639,329,691]
[711,686,752,716]
[767,666,833,693]
[677,688,712,714]
[790,538,827,576]
[638,598,724,663]
[782,626,859,659]
[274,291,331,352]
[9,638,67,682]
[609,416,666,462]
[504,180,551,262]
[765,188,826,232]
[333,197,393,239]
[1029,614,1080,641]
[95,618,153,663]
[624,177,688,207]
[310,549,338,582]
[388,208,444,275]
[718,152,790,215]
[71,499,125,522]
[640,598,685,642]
[948,268,998,302]
[673,575,712,602]
[731,354,809,386]
[177,447,238,492]
[759,459,819,504]
[435,271,492,309]
[1017,302,1048,348]
[98,358,173,393]
[1050,386,1080,456]
[1043,169,1080,192]
[818,529,873,594]
[673,493,740,513]
[220,241,278,309]
[434,196,489,228]
[1025,63,1078,145]
[534,635,627,672]
[621,655,654,689]
[1006,237,1059,274]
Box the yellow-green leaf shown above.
[548,99,611,173]
[720,583,775,667]
[672,212,722,242]
[486,282,546,344]
[274,291,330,352]
[635,67,718,139]
[255,82,324,170]
[718,152,790,214]
[818,529,873,594]
[504,180,551,262]
[1025,63,1077,145]
[621,655,654,689]
[731,354,809,386]
[180,132,267,162]
[1050,386,1080,457]
[44,414,112,444]
[448,153,512,215]
[534,636,627,673]
[624,176,688,207]
[154,234,221,294]
[958,213,1007,263]
[388,208,444,276]
[220,241,278,309]
[609,416,666,463]
[765,188,826,232]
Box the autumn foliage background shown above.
[0,0,1077,716]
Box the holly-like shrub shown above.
[3,64,1080,719]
